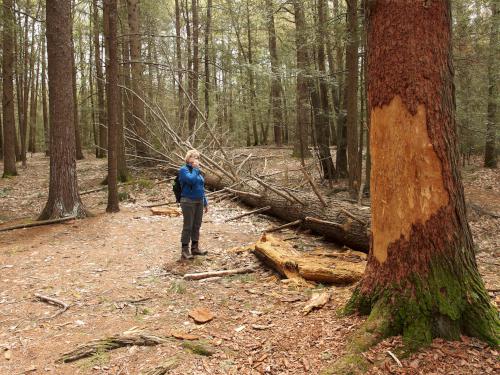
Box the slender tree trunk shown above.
[117,15,129,182]
[71,3,84,160]
[127,0,147,157]
[346,0,498,353]
[265,0,283,147]
[94,0,107,158]
[204,0,212,118]
[40,0,86,219]
[2,0,18,176]
[292,0,311,161]
[41,21,49,156]
[346,0,360,196]
[88,10,98,157]
[246,0,258,146]
[14,16,22,162]
[315,0,336,180]
[20,4,31,166]
[484,1,498,168]
[187,0,199,135]
[28,44,40,154]
[103,0,119,212]
[175,0,185,130]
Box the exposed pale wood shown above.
[253,234,365,284]
[0,216,76,232]
[225,206,271,222]
[183,267,255,281]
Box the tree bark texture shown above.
[348,0,499,348]
[2,0,18,176]
[265,0,283,147]
[104,0,120,212]
[484,1,498,168]
[40,0,86,220]
[346,0,360,195]
[93,0,107,158]
[292,0,311,160]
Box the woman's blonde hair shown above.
[184,149,200,163]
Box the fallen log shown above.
[253,234,365,285]
[183,266,255,281]
[203,174,370,252]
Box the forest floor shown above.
[0,149,499,375]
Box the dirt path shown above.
[0,153,498,375]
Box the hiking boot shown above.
[191,241,207,256]
[181,245,193,260]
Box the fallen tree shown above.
[203,174,370,252]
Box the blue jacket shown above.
[179,164,208,206]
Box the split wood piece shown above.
[188,307,215,324]
[303,291,330,315]
[265,219,302,233]
[183,266,255,281]
[57,332,168,363]
[225,206,272,222]
[224,187,262,199]
[34,293,70,319]
[301,169,327,207]
[253,234,365,285]
[150,207,181,217]
[0,216,77,233]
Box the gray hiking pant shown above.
[180,197,204,245]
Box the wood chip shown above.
[171,331,200,341]
[188,307,214,324]
[303,291,330,315]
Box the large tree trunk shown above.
[347,0,499,350]
[202,173,369,252]
[346,0,360,196]
[104,0,119,212]
[93,0,107,158]
[40,0,86,220]
[265,0,283,147]
[2,0,18,176]
[292,0,311,160]
[484,1,498,168]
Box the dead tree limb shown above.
[225,206,272,222]
[183,267,255,281]
[57,332,168,363]
[302,169,327,206]
[0,216,77,232]
[265,219,303,233]
[34,293,69,319]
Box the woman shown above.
[178,149,208,260]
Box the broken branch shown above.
[225,206,272,222]
[183,267,255,281]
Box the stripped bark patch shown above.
[370,96,449,263]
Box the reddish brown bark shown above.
[40,0,86,220]
[2,0,18,176]
[104,0,119,212]
[348,0,498,348]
